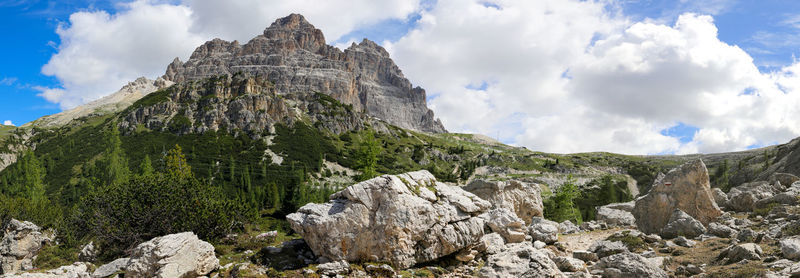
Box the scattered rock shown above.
[712,188,729,209]
[632,160,722,235]
[644,234,662,243]
[478,242,563,278]
[529,217,560,244]
[573,251,598,262]
[475,233,505,255]
[254,231,278,241]
[77,242,96,263]
[780,238,800,261]
[125,232,219,278]
[0,219,53,275]
[92,258,129,278]
[770,173,800,188]
[552,256,586,273]
[659,209,707,239]
[719,243,763,264]
[588,240,628,259]
[672,236,696,248]
[559,221,580,235]
[287,171,490,268]
[316,260,350,276]
[727,181,783,212]
[590,252,668,278]
[253,239,315,270]
[1,262,92,278]
[737,228,758,243]
[596,205,636,227]
[364,264,395,277]
[708,222,736,238]
[464,179,544,224]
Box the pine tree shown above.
[166,144,192,180]
[356,130,382,181]
[140,154,154,176]
[104,125,130,185]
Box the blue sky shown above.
[2,0,800,154]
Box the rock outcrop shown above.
[590,252,668,278]
[162,14,445,134]
[0,219,53,275]
[287,170,490,268]
[125,232,219,278]
[632,160,722,234]
[464,179,544,224]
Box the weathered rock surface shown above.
[708,222,736,238]
[712,188,728,209]
[464,179,543,224]
[484,208,527,243]
[660,209,707,239]
[478,242,563,278]
[253,239,315,270]
[781,238,800,261]
[590,252,668,278]
[1,262,92,278]
[596,205,635,227]
[162,14,445,133]
[559,221,580,234]
[632,160,722,234]
[287,170,490,268]
[719,243,763,264]
[727,181,784,212]
[92,258,129,278]
[588,240,628,259]
[529,217,560,244]
[316,260,350,276]
[125,232,219,278]
[0,219,53,275]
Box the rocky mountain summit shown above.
[163,13,445,134]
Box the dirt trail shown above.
[558,228,622,253]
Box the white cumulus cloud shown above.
[39,0,422,110]
[3,120,13,126]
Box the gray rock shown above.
[573,251,598,262]
[672,236,696,248]
[559,221,580,234]
[464,179,544,224]
[316,260,350,276]
[0,219,53,275]
[632,160,722,235]
[596,206,635,227]
[475,233,505,255]
[1,262,92,278]
[659,209,707,239]
[719,243,763,264]
[78,242,96,263]
[92,258,129,278]
[708,222,736,238]
[756,193,798,208]
[552,256,586,273]
[781,238,800,261]
[287,171,490,268]
[712,188,728,209]
[478,242,563,278]
[162,14,445,134]
[588,240,628,258]
[365,264,395,277]
[484,208,527,243]
[770,173,800,188]
[737,228,757,243]
[727,181,784,212]
[643,234,661,243]
[590,252,668,278]
[529,217,560,244]
[125,232,219,278]
[253,239,315,270]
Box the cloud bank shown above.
[38,0,800,154]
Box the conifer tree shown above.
[356,130,382,181]
[104,125,130,185]
[166,144,192,180]
[140,154,154,176]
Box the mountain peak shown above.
[268,13,313,30]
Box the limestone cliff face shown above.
[163,14,446,134]
[119,74,371,137]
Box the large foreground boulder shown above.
[632,160,721,234]
[287,171,491,268]
[464,179,543,224]
[125,232,219,278]
[0,219,53,275]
